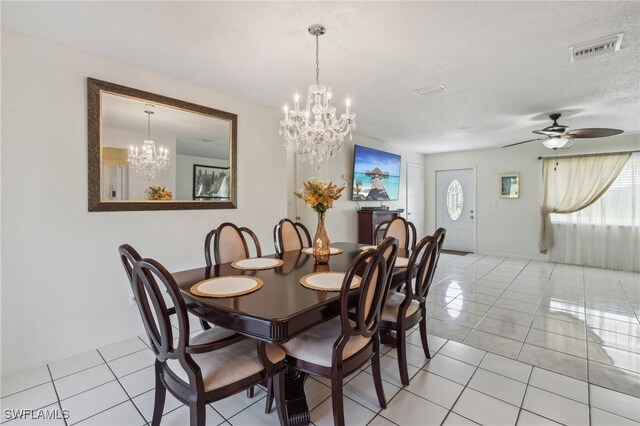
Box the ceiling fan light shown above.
[543,136,572,149]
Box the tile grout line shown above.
[438,348,489,425]
[89,350,148,426]
[515,261,556,360]
[514,359,534,425]
[46,364,68,426]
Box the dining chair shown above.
[119,245,242,356]
[432,227,447,265]
[374,216,417,250]
[130,257,286,426]
[276,244,394,426]
[273,218,312,253]
[379,235,439,386]
[204,222,262,266]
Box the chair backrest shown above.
[205,222,262,266]
[432,227,447,265]
[273,218,312,253]
[377,217,417,250]
[336,248,388,353]
[131,258,190,362]
[377,236,400,294]
[119,244,142,285]
[405,235,439,303]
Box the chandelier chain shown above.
[280,24,356,168]
[315,34,320,86]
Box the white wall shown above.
[288,133,424,244]
[175,154,228,200]
[1,31,286,375]
[424,134,640,259]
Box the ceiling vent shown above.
[415,84,447,96]
[569,33,623,62]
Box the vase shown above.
[313,212,330,265]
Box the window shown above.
[551,152,639,226]
[446,179,464,221]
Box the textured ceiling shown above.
[2,1,639,153]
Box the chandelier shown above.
[280,24,356,167]
[128,110,169,180]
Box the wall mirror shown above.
[88,78,237,211]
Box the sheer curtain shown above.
[539,152,631,253]
[549,152,639,272]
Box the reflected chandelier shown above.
[280,24,356,167]
[128,110,169,180]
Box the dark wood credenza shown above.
[357,209,404,244]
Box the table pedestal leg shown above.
[283,366,309,426]
[380,329,397,347]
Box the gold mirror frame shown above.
[88,78,237,211]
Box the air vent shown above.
[569,33,623,62]
[414,84,447,96]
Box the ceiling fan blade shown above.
[502,138,545,148]
[565,128,624,138]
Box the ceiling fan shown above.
[503,113,624,149]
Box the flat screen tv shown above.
[351,145,401,201]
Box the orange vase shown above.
[313,212,330,264]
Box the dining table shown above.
[174,242,410,426]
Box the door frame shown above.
[406,162,424,237]
[434,167,477,253]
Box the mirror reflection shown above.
[88,77,237,211]
[101,93,231,202]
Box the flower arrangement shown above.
[145,186,173,201]
[294,178,345,213]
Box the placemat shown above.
[299,272,361,292]
[301,247,344,255]
[231,257,284,270]
[191,276,263,298]
[358,245,378,251]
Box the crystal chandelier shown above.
[280,24,356,167]
[128,110,169,180]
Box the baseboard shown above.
[475,250,550,262]
[1,326,145,377]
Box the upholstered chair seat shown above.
[167,339,285,392]
[381,291,420,322]
[189,326,239,345]
[280,318,370,367]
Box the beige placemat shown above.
[301,247,344,255]
[299,272,361,292]
[191,276,263,298]
[359,245,378,251]
[231,257,284,270]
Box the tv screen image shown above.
[352,145,401,201]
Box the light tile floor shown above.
[1,254,639,425]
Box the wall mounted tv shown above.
[352,145,401,201]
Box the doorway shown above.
[406,163,424,238]
[435,168,475,252]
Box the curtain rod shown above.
[537,150,639,160]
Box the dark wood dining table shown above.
[174,242,409,426]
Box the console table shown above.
[357,209,404,244]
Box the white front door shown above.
[406,163,424,239]
[436,168,475,252]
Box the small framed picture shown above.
[500,173,520,199]
[193,164,230,200]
